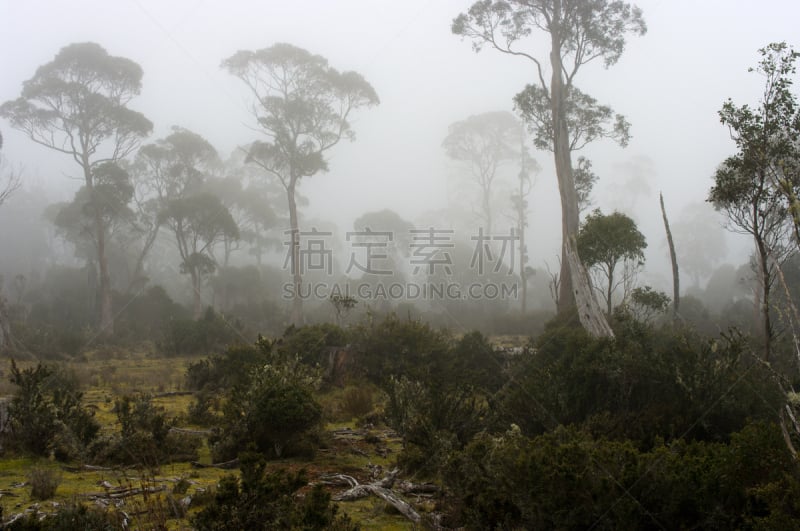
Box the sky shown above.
[2,0,800,289]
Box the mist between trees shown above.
[1,0,800,529]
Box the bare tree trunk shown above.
[84,159,114,338]
[520,216,527,314]
[191,269,203,320]
[548,10,612,337]
[755,234,773,361]
[287,181,304,326]
[660,192,680,320]
[606,264,614,315]
[127,223,160,294]
[565,236,614,337]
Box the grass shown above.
[0,352,414,529]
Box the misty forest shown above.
[2,0,800,529]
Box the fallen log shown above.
[328,470,420,524]
[190,458,239,470]
[61,464,112,472]
[169,427,214,436]
[84,485,166,500]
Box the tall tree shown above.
[443,111,525,236]
[222,43,379,326]
[577,209,646,315]
[160,193,239,319]
[509,148,539,313]
[0,42,152,336]
[737,43,800,248]
[659,192,680,320]
[709,44,799,360]
[453,0,645,337]
[128,127,219,292]
[223,148,286,268]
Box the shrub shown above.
[212,365,322,461]
[351,314,451,385]
[445,422,800,530]
[5,361,99,458]
[27,467,61,500]
[192,452,358,531]
[339,385,374,420]
[277,323,348,367]
[91,394,199,467]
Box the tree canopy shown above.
[453,0,645,337]
[577,209,646,314]
[222,43,379,326]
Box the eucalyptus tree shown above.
[0,43,152,336]
[160,193,239,319]
[453,0,646,337]
[222,43,379,325]
[222,149,285,268]
[577,209,646,315]
[128,127,219,291]
[443,111,526,236]
[709,44,799,360]
[509,151,540,313]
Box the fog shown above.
[1,0,799,325]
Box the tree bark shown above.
[328,471,422,525]
[84,159,114,338]
[127,222,160,294]
[659,192,680,320]
[566,236,614,337]
[755,232,773,361]
[191,269,203,320]
[549,5,612,337]
[287,180,304,326]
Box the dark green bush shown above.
[277,323,348,367]
[446,422,800,530]
[351,314,451,385]
[494,317,782,447]
[192,452,358,531]
[212,366,322,461]
[5,361,99,459]
[91,394,199,467]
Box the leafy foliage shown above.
[90,393,199,467]
[5,361,99,459]
[494,318,783,447]
[577,209,647,313]
[446,421,800,530]
[193,452,358,531]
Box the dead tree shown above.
[660,192,680,320]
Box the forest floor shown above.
[0,352,421,530]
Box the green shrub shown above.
[277,323,348,367]
[91,394,199,467]
[212,365,322,461]
[5,361,99,458]
[192,452,358,531]
[446,422,800,530]
[27,467,61,500]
